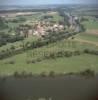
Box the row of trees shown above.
[84,49,98,55]
[9,17,26,23]
[13,69,95,78]
[0,17,8,30]
[0,31,76,59]
[26,50,81,64]
[0,32,24,47]
[0,30,98,61]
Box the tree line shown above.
[0,31,77,60]
[12,69,95,78]
[0,32,24,47]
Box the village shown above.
[2,11,81,38]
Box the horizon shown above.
[0,0,97,6]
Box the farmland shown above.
[0,38,98,75]
[0,4,98,100]
[82,17,98,29]
[0,5,98,76]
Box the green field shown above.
[82,18,98,29]
[0,38,98,75]
[0,12,98,76]
[0,54,98,75]
[75,33,98,42]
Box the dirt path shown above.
[74,38,98,46]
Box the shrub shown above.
[10,45,15,50]
[84,49,98,55]
[56,51,64,57]
[40,72,47,77]
[64,51,72,57]
[49,53,56,59]
[9,60,15,64]
[32,60,36,63]
[36,58,42,62]
[13,71,20,77]
[79,69,95,77]
[66,72,75,75]
[71,36,75,39]
[74,50,81,56]
[28,72,33,77]
[26,60,32,64]
[49,71,55,77]
[21,71,27,77]
[83,49,90,53]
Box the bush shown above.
[83,49,90,53]
[8,60,15,64]
[79,69,95,77]
[14,71,33,78]
[36,58,42,62]
[10,45,15,50]
[64,51,72,57]
[28,72,33,77]
[56,51,64,57]
[13,71,20,77]
[49,71,55,77]
[84,49,98,55]
[40,72,47,77]
[32,60,36,63]
[26,60,32,64]
[48,53,56,59]
[74,50,81,56]
[21,71,27,77]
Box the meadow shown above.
[82,17,98,29]
[0,38,98,75]
[75,33,98,42]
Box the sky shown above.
[0,0,97,5]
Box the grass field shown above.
[0,54,98,75]
[82,18,98,29]
[0,38,98,75]
[0,12,98,76]
[75,33,98,42]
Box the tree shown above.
[80,69,95,77]
[0,17,8,29]
[40,72,47,77]
[10,45,15,50]
[49,71,55,77]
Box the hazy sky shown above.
[0,0,97,5]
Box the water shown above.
[0,75,98,100]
